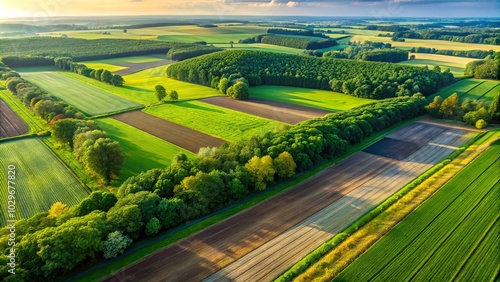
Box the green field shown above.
[79,55,167,71]
[350,35,500,51]
[19,71,141,116]
[336,142,500,282]
[460,80,500,102]
[399,53,479,76]
[143,101,284,142]
[427,79,486,101]
[95,118,194,185]
[250,86,374,111]
[122,65,223,103]
[0,138,90,226]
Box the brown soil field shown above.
[102,121,472,282]
[113,60,175,75]
[0,99,28,138]
[112,110,226,153]
[202,97,331,124]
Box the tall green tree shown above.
[110,74,124,86]
[439,93,460,119]
[273,151,296,180]
[51,118,80,149]
[155,85,167,102]
[169,90,179,101]
[82,138,124,183]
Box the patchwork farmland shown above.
[337,142,499,282]
[0,138,89,226]
[102,121,473,282]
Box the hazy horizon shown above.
[0,0,499,19]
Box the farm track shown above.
[0,99,28,138]
[113,59,175,75]
[205,125,468,282]
[102,122,472,282]
[111,110,226,153]
[201,97,331,124]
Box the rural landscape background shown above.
[0,0,499,281]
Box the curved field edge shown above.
[336,143,499,282]
[276,128,499,282]
[67,117,422,282]
[0,138,90,226]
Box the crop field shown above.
[337,142,499,282]
[143,101,284,142]
[95,118,194,185]
[202,97,330,124]
[460,80,500,102]
[103,121,473,282]
[0,88,47,134]
[427,78,486,101]
[0,99,28,138]
[399,53,479,76]
[349,35,500,51]
[250,86,374,111]
[19,71,141,115]
[79,55,174,75]
[112,110,225,153]
[0,138,89,226]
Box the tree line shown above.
[0,37,221,61]
[0,96,426,281]
[166,50,454,99]
[54,57,124,86]
[391,29,500,45]
[4,74,84,122]
[239,34,338,50]
[266,28,329,38]
[427,92,499,128]
[410,47,494,59]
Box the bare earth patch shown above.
[0,99,28,138]
[102,121,472,282]
[112,60,175,75]
[202,97,331,124]
[112,110,226,153]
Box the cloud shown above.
[286,1,299,7]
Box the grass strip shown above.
[67,117,421,282]
[276,128,499,282]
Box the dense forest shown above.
[464,52,500,80]
[239,34,338,50]
[0,37,221,61]
[322,41,408,63]
[266,28,329,38]
[167,50,454,99]
[0,96,426,281]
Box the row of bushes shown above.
[0,96,427,281]
[239,34,338,50]
[166,50,454,99]
[54,57,124,86]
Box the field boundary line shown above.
[477,83,500,100]
[458,80,484,98]
[280,130,499,282]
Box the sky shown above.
[0,0,498,18]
